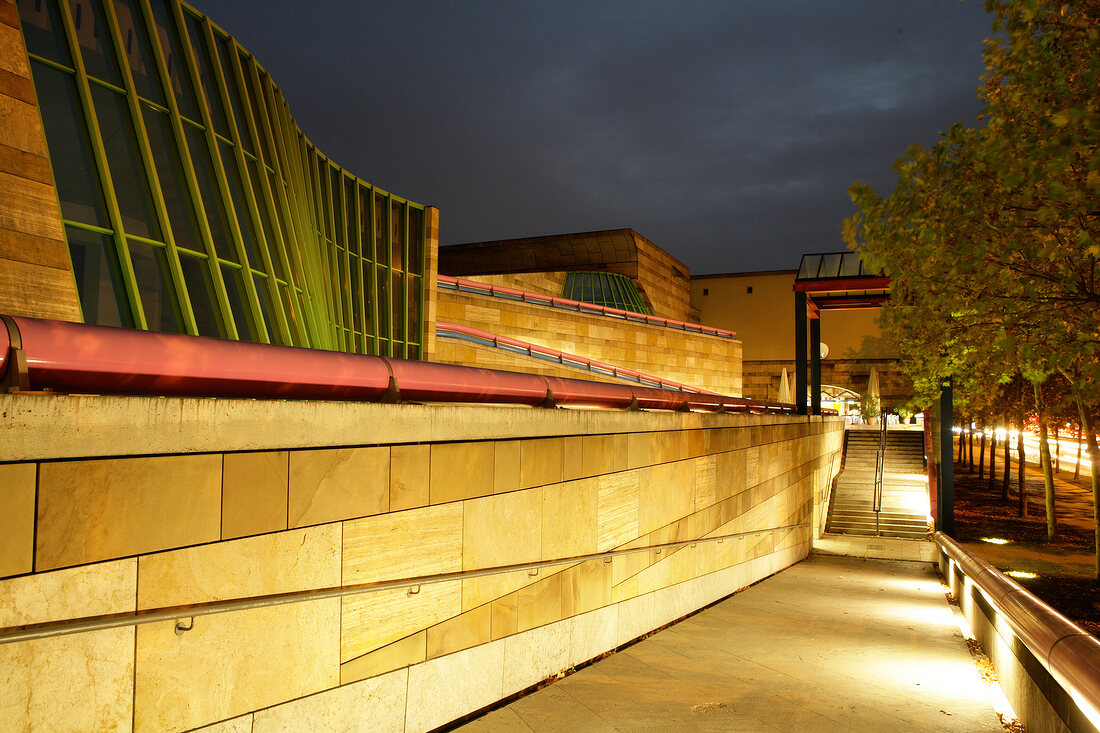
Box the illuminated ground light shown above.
[1005,570,1038,580]
[981,537,1011,545]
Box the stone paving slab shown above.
[456,554,1002,732]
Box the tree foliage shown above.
[843,0,1100,572]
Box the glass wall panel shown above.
[128,240,182,332]
[278,285,301,346]
[220,264,252,340]
[141,105,202,251]
[391,271,404,349]
[374,193,388,268]
[218,142,262,269]
[147,0,199,120]
[19,0,73,66]
[178,253,222,337]
[408,207,423,272]
[406,275,420,347]
[253,274,274,342]
[30,62,109,227]
[390,200,404,271]
[214,34,251,154]
[91,83,161,239]
[67,0,123,86]
[183,12,227,136]
[183,122,235,262]
[375,268,389,344]
[113,0,164,103]
[66,226,131,327]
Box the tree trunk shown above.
[1075,426,1083,480]
[1034,381,1057,542]
[968,426,975,472]
[979,430,986,479]
[1054,423,1061,475]
[958,424,965,462]
[1002,421,1011,500]
[1073,392,1100,581]
[1017,418,1028,517]
[988,431,998,492]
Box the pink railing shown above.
[437,275,737,338]
[0,315,792,413]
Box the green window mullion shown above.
[399,203,410,357]
[416,208,428,354]
[337,171,355,348]
[320,160,345,350]
[204,24,293,345]
[99,0,198,336]
[173,4,268,343]
[367,191,381,355]
[55,0,146,330]
[350,183,365,354]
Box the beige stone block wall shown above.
[436,287,743,396]
[0,1,81,322]
[0,396,841,731]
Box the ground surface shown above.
[454,554,1002,733]
[951,461,1100,636]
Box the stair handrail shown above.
[872,418,887,534]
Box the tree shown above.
[844,0,1100,575]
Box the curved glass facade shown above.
[19,0,427,358]
[562,271,650,315]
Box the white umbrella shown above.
[778,368,791,403]
[867,366,880,403]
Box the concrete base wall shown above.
[0,394,841,732]
[940,553,1087,733]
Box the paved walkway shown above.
[456,542,1003,732]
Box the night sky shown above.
[190,1,993,275]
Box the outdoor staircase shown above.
[826,428,932,539]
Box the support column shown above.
[938,377,954,536]
[794,291,807,415]
[810,314,821,415]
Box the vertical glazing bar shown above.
[367,189,380,355]
[55,0,147,329]
[399,201,409,357]
[416,205,427,355]
[99,0,196,334]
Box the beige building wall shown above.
[692,271,902,405]
[436,285,743,396]
[0,0,81,322]
[0,393,842,732]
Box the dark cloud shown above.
[193,0,992,273]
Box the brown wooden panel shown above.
[0,141,53,186]
[0,170,64,239]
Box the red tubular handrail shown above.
[384,358,549,406]
[543,376,636,409]
[5,315,392,401]
[0,315,805,415]
[937,532,1100,724]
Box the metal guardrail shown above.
[438,275,738,339]
[936,532,1100,731]
[0,524,806,646]
[0,314,800,414]
[872,420,887,534]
